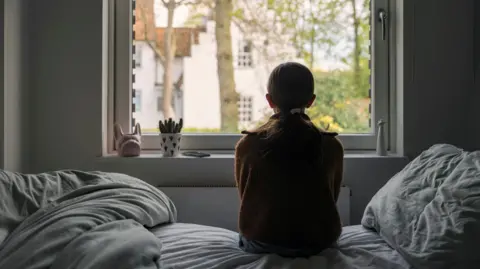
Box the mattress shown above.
[151,223,412,269]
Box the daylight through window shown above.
[115,0,391,150]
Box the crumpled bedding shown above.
[0,170,177,269]
[151,223,412,269]
[362,144,480,269]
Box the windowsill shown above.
[102,150,406,159]
[95,150,409,187]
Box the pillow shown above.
[362,144,480,269]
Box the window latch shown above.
[378,9,388,41]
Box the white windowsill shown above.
[102,150,406,159]
[95,151,408,187]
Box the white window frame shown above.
[112,0,392,151]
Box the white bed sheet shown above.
[151,223,413,269]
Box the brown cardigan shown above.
[234,129,344,249]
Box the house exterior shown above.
[132,1,301,131]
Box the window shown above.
[133,42,142,67]
[157,97,163,112]
[155,61,162,86]
[132,90,142,112]
[113,0,392,151]
[237,40,254,68]
[238,95,253,125]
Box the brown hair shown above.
[244,62,337,163]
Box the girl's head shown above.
[244,62,330,165]
[265,62,316,113]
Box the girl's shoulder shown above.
[236,130,261,149]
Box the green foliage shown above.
[308,70,370,133]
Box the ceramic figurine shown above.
[114,123,142,157]
[376,119,387,156]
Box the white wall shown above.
[1,0,28,171]
[183,20,279,129]
[6,0,477,226]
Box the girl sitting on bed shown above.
[235,62,344,258]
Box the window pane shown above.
[133,90,142,112]
[132,0,372,134]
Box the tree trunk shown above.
[162,0,177,119]
[214,0,238,132]
[350,0,361,86]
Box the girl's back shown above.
[235,121,343,250]
[235,62,344,256]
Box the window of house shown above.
[155,84,176,112]
[133,42,141,68]
[155,61,162,85]
[238,95,253,124]
[237,40,253,68]
[132,90,141,112]
[157,97,163,112]
[113,0,391,151]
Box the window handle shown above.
[378,9,388,41]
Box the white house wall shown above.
[135,20,299,130]
[133,41,183,130]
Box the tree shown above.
[239,0,371,133]
[214,0,238,132]
[136,0,192,119]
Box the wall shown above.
[0,0,4,168]
[23,0,477,226]
[473,0,480,144]
[400,0,475,157]
[2,0,28,171]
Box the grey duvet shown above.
[362,144,480,269]
[0,170,177,269]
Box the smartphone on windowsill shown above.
[182,151,211,158]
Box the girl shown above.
[235,62,344,258]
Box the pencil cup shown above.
[160,133,182,157]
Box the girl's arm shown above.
[332,138,344,203]
[234,137,248,196]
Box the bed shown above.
[151,223,411,269]
[0,144,479,269]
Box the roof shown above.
[134,0,200,57]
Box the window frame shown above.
[112,0,392,151]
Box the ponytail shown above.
[244,112,337,164]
